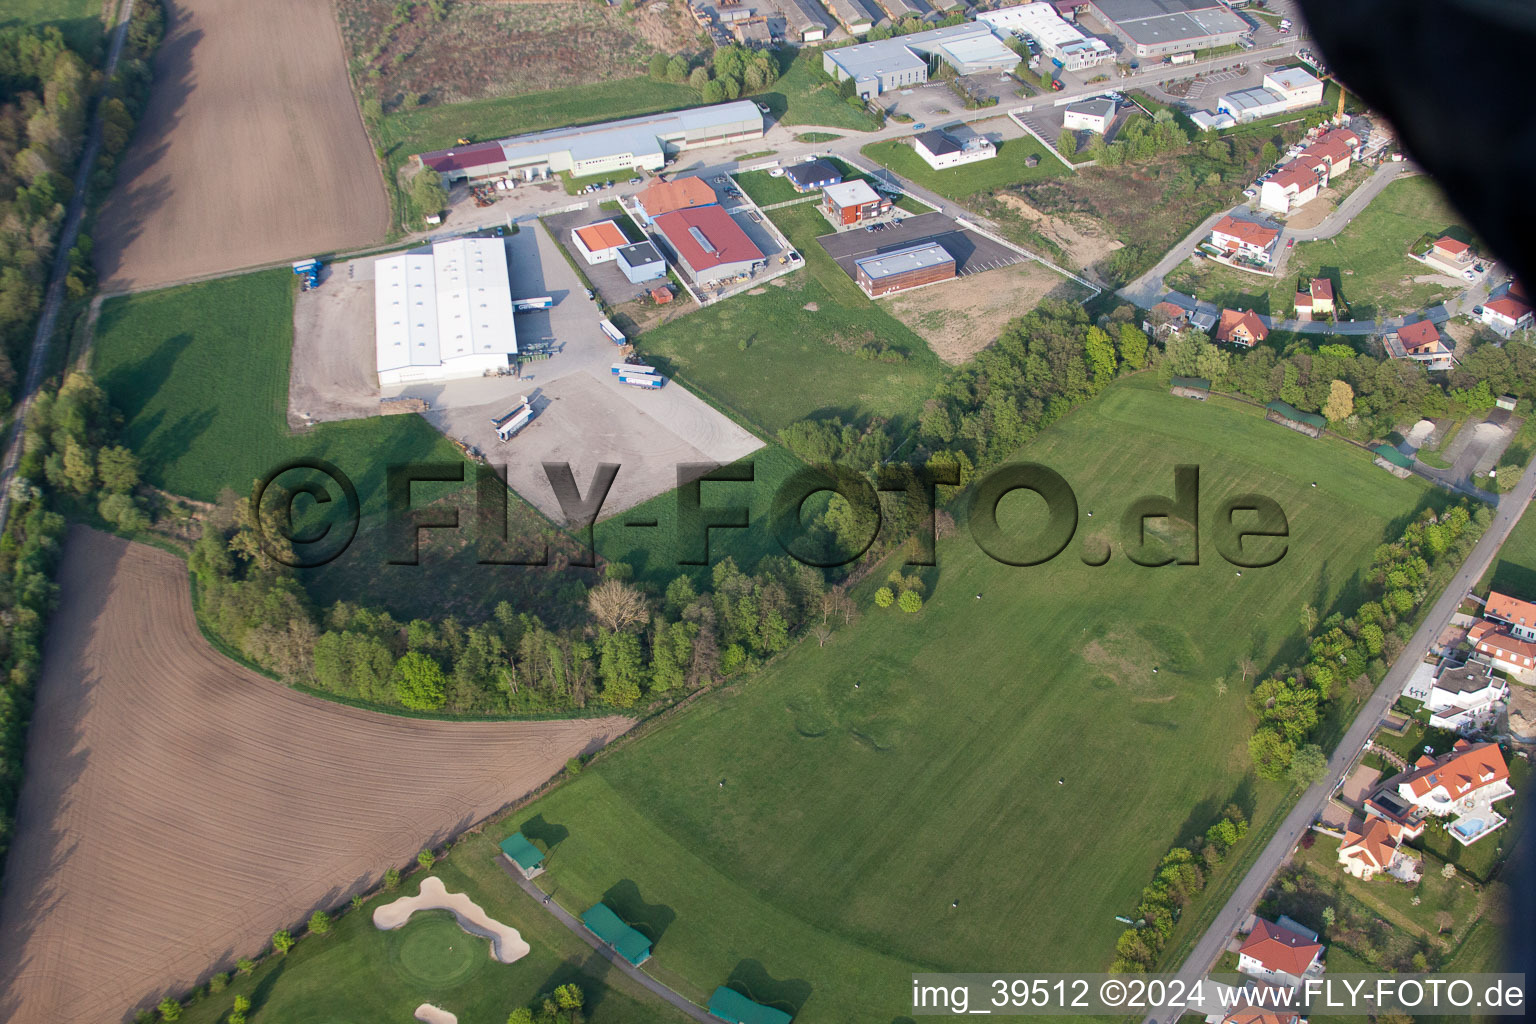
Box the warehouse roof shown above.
[1066,97,1116,120]
[933,32,1020,69]
[823,179,882,208]
[784,158,842,189]
[708,987,794,1024]
[419,141,507,176]
[616,240,664,266]
[915,130,962,156]
[374,237,517,375]
[654,205,763,271]
[856,241,955,281]
[581,904,652,965]
[1091,0,1246,46]
[1264,67,1320,94]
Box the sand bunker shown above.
[375,876,531,964]
[1407,419,1435,446]
[415,1004,458,1024]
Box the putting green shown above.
[392,913,486,988]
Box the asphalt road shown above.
[498,857,714,1023]
[1148,455,1536,1024]
[0,0,136,537]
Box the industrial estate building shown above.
[822,179,892,226]
[1214,67,1324,125]
[978,3,1115,70]
[570,220,629,264]
[822,23,1020,98]
[652,204,764,286]
[1063,98,1116,133]
[634,175,718,225]
[913,129,997,169]
[373,238,517,387]
[823,0,880,34]
[616,241,667,284]
[415,101,764,183]
[855,241,957,296]
[1084,0,1247,58]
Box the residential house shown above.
[1392,739,1514,844]
[1467,618,1536,682]
[783,158,843,193]
[822,179,891,227]
[1386,319,1454,371]
[1216,308,1269,347]
[1480,295,1534,337]
[1425,235,1474,275]
[1337,817,1416,881]
[1237,917,1325,985]
[1484,590,1536,640]
[1143,300,1189,339]
[1259,128,1360,213]
[633,176,717,225]
[1210,215,1279,265]
[1424,659,1507,732]
[1293,278,1333,321]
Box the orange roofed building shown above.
[1216,308,1269,347]
[1237,918,1324,984]
[1210,215,1279,264]
[633,176,717,225]
[1337,817,1417,881]
[569,219,630,265]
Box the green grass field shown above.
[1167,176,1468,320]
[89,270,574,623]
[170,830,686,1024]
[633,201,945,437]
[861,134,1065,201]
[733,169,807,207]
[466,376,1431,1021]
[0,0,103,54]
[759,55,881,132]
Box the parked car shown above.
[1475,263,1485,272]
[865,224,876,232]
[1465,270,1477,281]
[1287,237,1295,249]
[912,122,926,130]
[585,288,594,300]
[628,177,642,185]
[1243,188,1257,197]
[769,168,785,177]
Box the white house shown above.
[913,129,997,170]
[1468,619,1536,683]
[1485,590,1536,640]
[373,237,517,387]
[1259,128,1359,213]
[1393,741,1514,848]
[1210,214,1279,264]
[1425,659,1507,732]
[1337,817,1417,882]
[1480,295,1534,337]
[1237,918,1324,985]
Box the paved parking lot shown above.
[818,211,1026,282]
[543,207,657,308]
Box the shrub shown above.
[874,586,894,608]
[309,909,332,936]
[271,930,294,954]
[208,972,229,994]
[384,867,401,890]
[235,958,255,975]
[157,997,181,1021]
[898,590,922,613]
[417,849,435,870]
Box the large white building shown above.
[415,102,765,183]
[374,238,518,387]
[978,3,1115,70]
[913,129,996,169]
[822,23,1021,98]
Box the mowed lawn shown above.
[759,54,881,132]
[636,202,945,437]
[1166,176,1469,320]
[171,829,686,1024]
[0,0,103,53]
[498,376,1432,1021]
[88,270,572,622]
[861,133,1065,201]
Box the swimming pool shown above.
[1452,818,1486,839]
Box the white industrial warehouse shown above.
[822,23,1020,98]
[374,238,518,387]
[414,101,766,183]
[977,3,1115,70]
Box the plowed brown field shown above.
[95,0,388,289]
[0,529,631,1024]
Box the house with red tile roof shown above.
[1386,319,1454,371]
[634,176,718,225]
[1143,300,1189,339]
[1293,278,1334,321]
[1484,590,1536,640]
[1258,129,1359,213]
[1237,918,1324,983]
[1468,618,1536,682]
[1210,215,1279,264]
[1425,235,1474,274]
[1396,739,1512,810]
[1479,295,1534,337]
[652,204,763,288]
[1216,309,1269,347]
[1338,817,1416,881]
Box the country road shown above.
[1147,455,1536,1024]
[0,0,136,536]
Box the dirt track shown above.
[0,529,631,1024]
[94,0,389,289]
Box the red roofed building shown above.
[634,176,718,224]
[1220,1012,1303,1024]
[1337,817,1415,881]
[569,220,630,265]
[1143,300,1189,339]
[1479,295,1534,337]
[1485,590,1536,639]
[1259,129,1359,214]
[1386,319,1454,371]
[1293,278,1334,321]
[652,204,763,287]
[1396,739,1512,809]
[416,141,512,182]
[1216,308,1269,347]
[1468,618,1536,682]
[1426,235,1475,274]
[1210,215,1279,264]
[1237,918,1324,983]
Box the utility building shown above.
[653,205,764,286]
[977,3,1115,70]
[855,241,956,296]
[822,23,1021,98]
[1084,0,1247,58]
[822,179,891,226]
[616,241,668,284]
[570,220,629,264]
[373,237,517,387]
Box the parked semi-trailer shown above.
[492,399,534,440]
[610,362,656,376]
[599,319,626,344]
[617,372,663,389]
[513,296,553,311]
